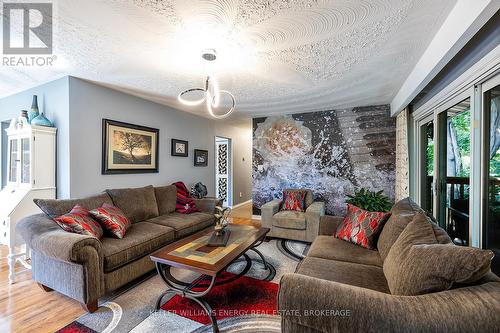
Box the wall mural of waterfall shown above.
[252,105,396,216]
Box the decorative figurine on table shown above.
[208,206,232,247]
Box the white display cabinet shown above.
[0,119,56,283]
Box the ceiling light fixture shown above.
[178,49,236,119]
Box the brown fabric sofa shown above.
[17,185,221,312]
[261,189,325,242]
[279,198,500,333]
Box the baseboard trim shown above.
[231,200,252,209]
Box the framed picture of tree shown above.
[102,119,159,174]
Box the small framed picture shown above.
[171,139,188,157]
[194,149,208,167]
[102,119,159,174]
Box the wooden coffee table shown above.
[150,224,270,333]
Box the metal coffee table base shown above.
[155,251,267,333]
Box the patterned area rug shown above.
[56,239,306,333]
[277,239,310,261]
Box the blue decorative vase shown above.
[28,95,39,123]
[31,112,53,127]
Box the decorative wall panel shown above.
[395,108,410,201]
[217,144,228,175]
[218,178,228,201]
[252,105,396,215]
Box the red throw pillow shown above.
[89,203,130,239]
[281,190,306,212]
[335,204,391,249]
[53,205,103,238]
[173,181,200,214]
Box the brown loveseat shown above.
[279,198,500,333]
[17,185,220,312]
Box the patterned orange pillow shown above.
[53,205,103,238]
[281,190,307,212]
[335,204,391,249]
[89,203,130,239]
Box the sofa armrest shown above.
[17,213,102,263]
[305,201,325,241]
[279,273,500,333]
[305,201,325,219]
[193,197,222,214]
[319,215,343,236]
[261,199,281,229]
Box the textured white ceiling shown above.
[0,0,457,118]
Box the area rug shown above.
[277,239,310,261]
[56,239,306,333]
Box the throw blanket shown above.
[173,181,200,214]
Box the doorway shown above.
[215,136,232,207]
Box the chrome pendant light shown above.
[178,49,236,119]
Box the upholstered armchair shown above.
[261,189,325,243]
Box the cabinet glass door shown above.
[483,82,500,274]
[8,139,18,183]
[21,137,30,184]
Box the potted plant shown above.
[346,188,392,212]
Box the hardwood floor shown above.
[0,202,257,333]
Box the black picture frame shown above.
[102,119,159,174]
[194,149,208,167]
[171,139,188,157]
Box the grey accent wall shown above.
[0,76,253,205]
[67,77,217,198]
[67,77,253,203]
[413,11,500,109]
[0,77,70,197]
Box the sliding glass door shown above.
[419,120,434,214]
[436,98,471,243]
[414,72,500,264]
[482,80,500,274]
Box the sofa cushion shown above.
[107,185,159,223]
[308,236,383,267]
[377,197,451,261]
[296,256,390,293]
[34,193,113,219]
[101,221,174,272]
[281,190,307,212]
[89,203,131,239]
[53,205,103,238]
[283,189,313,208]
[146,212,214,238]
[155,185,177,215]
[383,213,494,296]
[335,204,391,249]
[272,211,306,230]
